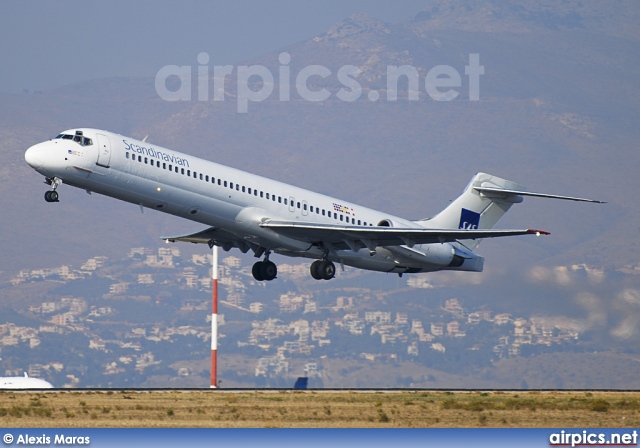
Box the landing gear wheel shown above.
[312,260,335,280]
[252,260,277,281]
[44,190,59,203]
[261,260,277,281]
[320,260,336,280]
[310,260,323,280]
[252,261,265,281]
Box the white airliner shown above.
[24,129,602,282]
[0,373,54,389]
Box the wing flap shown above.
[260,221,548,251]
[162,227,254,253]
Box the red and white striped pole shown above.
[210,244,218,389]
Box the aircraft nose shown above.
[25,143,46,169]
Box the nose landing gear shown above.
[43,177,62,203]
[44,190,59,203]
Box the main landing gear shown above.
[252,258,278,282]
[251,257,336,282]
[310,259,336,280]
[44,177,61,203]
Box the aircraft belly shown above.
[331,248,399,272]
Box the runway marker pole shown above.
[210,244,218,388]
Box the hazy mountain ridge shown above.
[409,0,640,39]
[1,0,637,351]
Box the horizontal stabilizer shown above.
[475,186,605,203]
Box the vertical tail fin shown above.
[420,173,526,251]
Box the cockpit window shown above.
[54,133,93,146]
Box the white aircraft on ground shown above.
[0,373,53,389]
[24,129,602,282]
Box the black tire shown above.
[310,260,323,280]
[261,261,277,281]
[50,191,59,202]
[252,261,265,281]
[320,260,336,280]
[44,191,52,202]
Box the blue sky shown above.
[0,0,430,93]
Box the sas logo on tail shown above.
[459,208,480,230]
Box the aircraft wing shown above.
[162,227,256,253]
[260,221,548,251]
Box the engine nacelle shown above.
[419,243,456,267]
[388,242,456,267]
[376,218,416,228]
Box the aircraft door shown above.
[288,196,295,213]
[96,134,111,168]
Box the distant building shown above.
[223,256,241,268]
[365,311,391,324]
[494,313,512,325]
[395,312,408,325]
[444,298,465,318]
[447,321,461,336]
[249,302,264,314]
[109,282,129,295]
[304,301,317,314]
[334,296,354,310]
[138,274,154,284]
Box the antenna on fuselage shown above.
[142,135,149,143]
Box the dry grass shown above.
[0,390,638,428]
